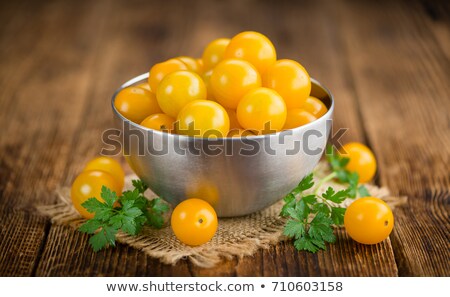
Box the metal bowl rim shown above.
[111,73,334,141]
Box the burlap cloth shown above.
[37,161,406,268]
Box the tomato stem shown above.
[314,172,337,196]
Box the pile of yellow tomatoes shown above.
[114,31,328,137]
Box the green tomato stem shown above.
[308,172,338,210]
[314,172,337,196]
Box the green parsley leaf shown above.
[81,198,105,214]
[302,194,317,205]
[294,236,319,253]
[282,145,363,253]
[100,186,119,208]
[358,185,370,197]
[296,199,311,220]
[347,172,359,198]
[146,198,169,228]
[309,213,335,243]
[132,179,148,194]
[297,173,314,192]
[79,219,102,234]
[322,187,349,204]
[312,203,330,216]
[89,225,118,252]
[331,207,346,225]
[79,179,169,251]
[280,193,296,217]
[283,219,305,239]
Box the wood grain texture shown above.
[337,0,450,276]
[0,209,48,276]
[35,0,397,277]
[0,0,448,276]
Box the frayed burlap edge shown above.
[37,161,407,268]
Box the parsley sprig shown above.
[79,180,169,252]
[281,145,370,253]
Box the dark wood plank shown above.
[0,209,48,276]
[0,0,114,208]
[338,0,450,276]
[0,0,120,275]
[36,225,192,276]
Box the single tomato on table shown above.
[71,171,122,219]
[344,197,394,245]
[171,198,218,246]
[83,157,125,190]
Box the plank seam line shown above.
[30,220,51,276]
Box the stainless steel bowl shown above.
[111,73,334,217]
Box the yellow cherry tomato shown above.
[176,56,203,74]
[140,113,175,132]
[303,96,328,118]
[136,82,151,91]
[224,31,276,74]
[156,70,207,118]
[283,109,317,129]
[263,59,311,109]
[202,69,215,100]
[71,171,122,219]
[344,197,394,245]
[227,129,254,138]
[177,100,230,138]
[211,59,261,109]
[114,87,162,123]
[236,87,286,134]
[201,38,230,70]
[171,198,218,246]
[225,108,242,130]
[83,157,125,191]
[196,58,204,73]
[148,58,188,91]
[340,142,377,183]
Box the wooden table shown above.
[0,0,448,277]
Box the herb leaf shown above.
[132,179,148,194]
[358,185,371,197]
[331,207,346,225]
[322,187,349,204]
[79,179,169,251]
[282,145,364,253]
[297,173,314,192]
[283,219,305,239]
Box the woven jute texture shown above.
[37,161,406,268]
